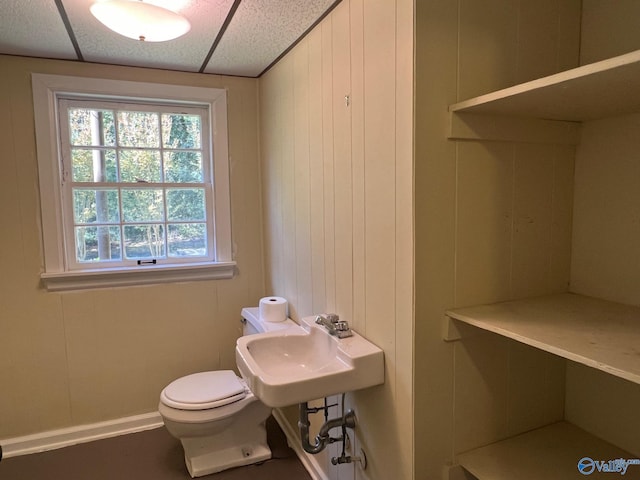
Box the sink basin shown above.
[235,315,384,407]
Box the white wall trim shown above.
[3,408,331,478]
[30,73,234,290]
[41,261,236,292]
[272,408,330,480]
[443,463,475,480]
[1,411,163,458]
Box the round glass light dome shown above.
[90,0,191,42]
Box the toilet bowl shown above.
[158,307,296,478]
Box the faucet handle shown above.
[315,313,340,325]
[335,321,350,331]
[334,321,353,338]
[325,313,340,323]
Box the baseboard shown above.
[3,407,339,477]
[0,411,164,458]
[272,409,330,480]
[443,463,477,480]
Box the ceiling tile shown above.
[203,0,336,77]
[0,0,77,60]
[63,0,235,72]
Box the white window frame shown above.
[32,74,235,291]
[58,98,215,270]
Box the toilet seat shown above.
[161,370,247,410]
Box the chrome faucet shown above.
[315,314,353,338]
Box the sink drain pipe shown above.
[298,400,356,454]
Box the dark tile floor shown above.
[0,416,311,480]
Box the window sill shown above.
[41,262,236,292]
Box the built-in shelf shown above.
[449,49,640,122]
[457,422,636,480]
[445,293,640,385]
[446,37,640,480]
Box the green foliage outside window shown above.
[68,107,208,263]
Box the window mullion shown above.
[57,99,73,186]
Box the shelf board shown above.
[449,49,640,121]
[446,293,640,385]
[458,422,636,480]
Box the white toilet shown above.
[158,307,296,478]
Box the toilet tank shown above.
[240,307,296,336]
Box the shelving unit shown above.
[449,49,640,122]
[446,293,640,479]
[457,422,636,480]
[446,293,640,385]
[443,14,640,480]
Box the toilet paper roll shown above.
[259,296,288,323]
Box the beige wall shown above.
[580,0,640,64]
[258,0,414,478]
[0,55,263,439]
[571,114,640,306]
[414,0,581,477]
[564,2,640,457]
[566,112,640,456]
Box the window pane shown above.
[75,226,121,262]
[162,114,201,149]
[168,223,207,257]
[167,188,205,221]
[72,149,117,182]
[164,151,203,183]
[124,224,165,259]
[73,189,120,224]
[118,111,159,148]
[68,109,115,146]
[119,150,161,183]
[122,189,164,222]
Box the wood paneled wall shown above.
[258,0,414,478]
[567,113,640,456]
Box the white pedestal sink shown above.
[235,315,384,407]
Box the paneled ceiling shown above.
[0,0,339,77]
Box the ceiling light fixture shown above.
[90,0,191,42]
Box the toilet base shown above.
[177,418,272,477]
[184,438,271,477]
